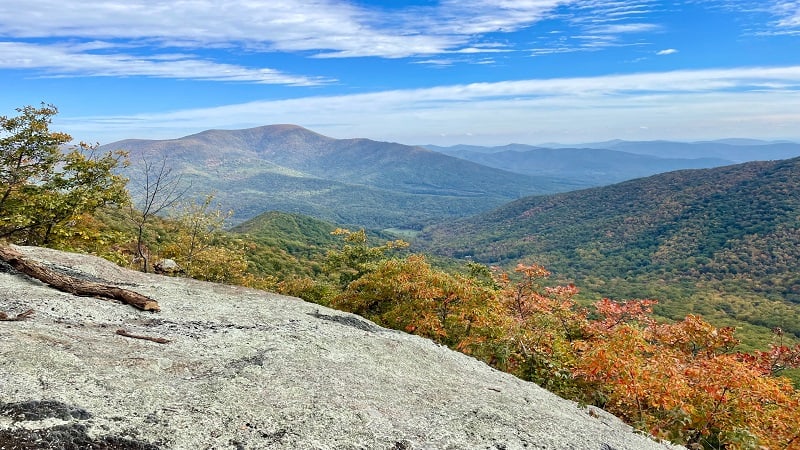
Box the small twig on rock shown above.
[116,329,170,344]
[0,309,35,321]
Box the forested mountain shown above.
[103,125,580,229]
[426,143,730,185]
[418,157,800,341]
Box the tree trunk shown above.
[0,246,160,312]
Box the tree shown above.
[492,264,586,395]
[324,228,408,288]
[161,195,230,275]
[334,254,500,349]
[127,155,187,272]
[0,104,128,245]
[158,195,258,285]
[575,309,800,448]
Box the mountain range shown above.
[102,125,800,230]
[425,144,732,185]
[523,138,800,161]
[103,125,576,229]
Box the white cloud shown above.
[413,59,458,67]
[657,48,678,55]
[0,0,453,58]
[774,1,800,27]
[698,0,800,34]
[0,41,330,85]
[0,0,535,58]
[0,0,670,59]
[58,65,800,144]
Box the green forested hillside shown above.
[230,211,340,277]
[230,210,404,277]
[419,157,800,343]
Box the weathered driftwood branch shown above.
[0,246,160,312]
[116,329,170,344]
[0,309,34,321]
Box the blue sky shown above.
[1,0,799,145]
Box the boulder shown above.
[0,246,682,449]
[153,259,182,275]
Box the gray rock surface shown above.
[0,246,681,450]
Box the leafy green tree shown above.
[324,228,408,288]
[0,104,128,245]
[158,195,265,286]
[161,195,230,275]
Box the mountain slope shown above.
[427,143,730,185]
[419,157,800,340]
[104,125,572,228]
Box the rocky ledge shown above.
[0,246,680,449]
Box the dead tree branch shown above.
[0,309,34,321]
[0,246,160,312]
[116,329,170,344]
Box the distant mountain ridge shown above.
[432,138,800,163]
[511,139,800,161]
[105,125,800,230]
[603,140,800,161]
[103,125,577,229]
[425,143,732,185]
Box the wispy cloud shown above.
[0,41,331,85]
[587,23,660,34]
[529,0,662,54]
[0,0,673,61]
[657,48,679,55]
[773,1,800,28]
[0,0,551,58]
[59,65,800,144]
[697,0,800,34]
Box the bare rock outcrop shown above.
[0,246,681,449]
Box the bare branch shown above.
[116,329,170,344]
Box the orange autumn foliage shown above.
[324,244,800,449]
[575,314,800,449]
[490,265,800,449]
[333,254,502,350]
